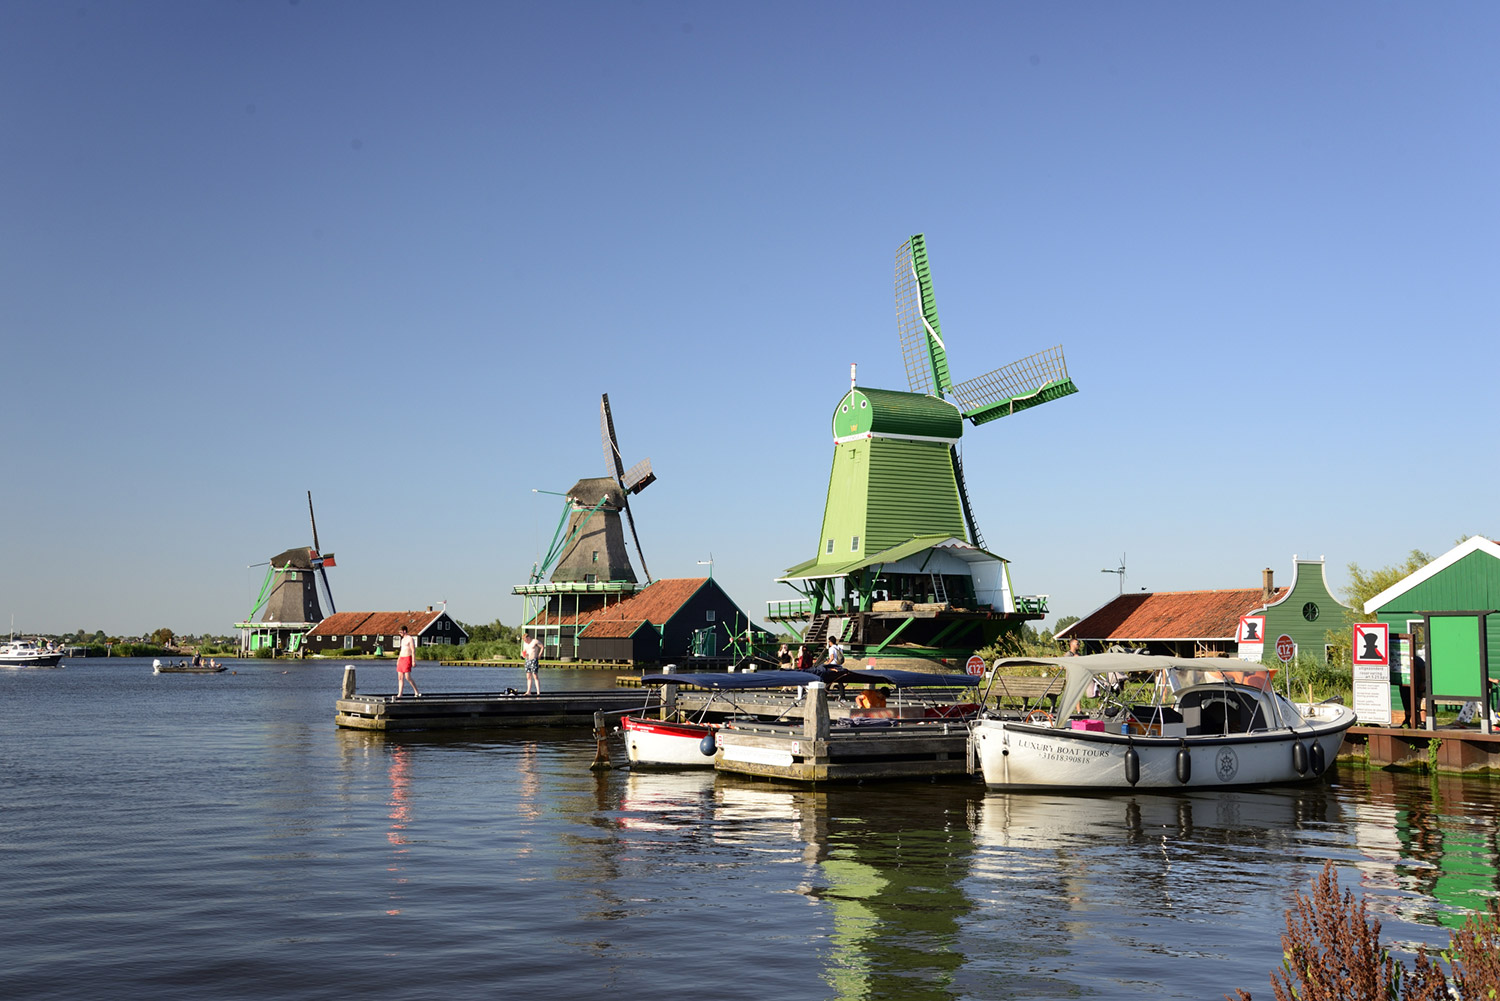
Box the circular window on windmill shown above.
[860,400,867,408]
[1302,602,1319,622]
[841,404,848,413]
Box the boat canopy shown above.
[990,653,1288,728]
[639,671,824,690]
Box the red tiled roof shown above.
[581,618,655,638]
[308,610,445,636]
[590,578,709,625]
[526,578,720,631]
[1062,587,1289,642]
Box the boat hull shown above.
[0,653,64,668]
[622,716,718,768]
[971,713,1356,790]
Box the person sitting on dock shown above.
[854,686,886,709]
[521,632,543,695]
[776,644,793,669]
[795,644,812,670]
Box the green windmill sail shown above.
[814,234,1078,564]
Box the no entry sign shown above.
[1275,634,1296,663]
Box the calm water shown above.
[4,658,1497,1000]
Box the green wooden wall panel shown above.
[865,439,965,553]
[1430,614,1485,698]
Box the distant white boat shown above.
[0,638,64,668]
[971,653,1356,791]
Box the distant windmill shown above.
[249,492,337,624]
[1101,553,1127,594]
[530,393,658,587]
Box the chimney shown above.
[427,605,433,612]
[1261,568,1274,604]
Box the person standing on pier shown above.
[396,624,422,698]
[521,632,543,695]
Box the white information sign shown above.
[1353,678,1392,725]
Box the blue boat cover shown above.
[639,668,978,690]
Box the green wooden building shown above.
[1251,558,1350,663]
[1364,536,1500,697]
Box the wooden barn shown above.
[526,576,769,664]
[305,608,469,656]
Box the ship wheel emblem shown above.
[1216,747,1239,783]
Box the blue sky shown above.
[2,2,1496,637]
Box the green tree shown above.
[150,627,175,646]
[458,619,518,644]
[1055,614,1081,633]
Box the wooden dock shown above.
[333,667,650,731]
[711,681,973,783]
[1341,724,1500,773]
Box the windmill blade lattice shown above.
[307,490,335,615]
[599,393,654,583]
[894,235,953,397]
[947,345,1077,427]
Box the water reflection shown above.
[695,778,979,1001]
[385,744,411,915]
[1342,768,1500,930]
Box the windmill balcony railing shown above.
[766,599,813,621]
[1015,595,1049,615]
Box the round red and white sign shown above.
[965,655,985,675]
[1275,635,1296,663]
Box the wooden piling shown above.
[341,665,356,699]
[590,711,613,771]
[803,681,829,740]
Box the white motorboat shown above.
[0,637,64,668]
[970,653,1356,790]
[623,670,820,768]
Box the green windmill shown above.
[774,234,1078,668]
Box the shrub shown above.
[1231,861,1500,1000]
